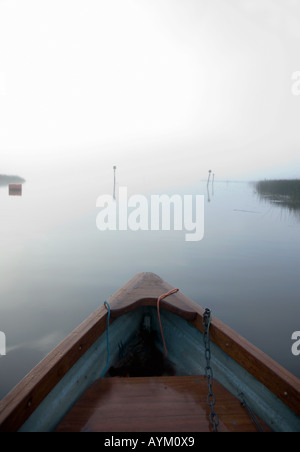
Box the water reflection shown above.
[206,173,215,203]
[255,180,300,222]
[207,182,211,203]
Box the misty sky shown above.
[0,0,300,187]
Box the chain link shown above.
[202,308,219,432]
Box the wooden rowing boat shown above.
[0,272,299,432]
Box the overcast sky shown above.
[0,0,300,186]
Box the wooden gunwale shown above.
[0,272,299,432]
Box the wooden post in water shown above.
[207,170,212,186]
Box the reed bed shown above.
[255,179,300,211]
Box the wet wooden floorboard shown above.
[56,376,268,432]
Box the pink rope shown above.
[157,288,179,359]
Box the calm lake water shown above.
[0,177,299,399]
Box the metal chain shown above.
[202,308,219,432]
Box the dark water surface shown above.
[0,178,299,399]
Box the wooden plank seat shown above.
[55,376,269,432]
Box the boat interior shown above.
[22,305,295,432]
[54,307,272,432]
[1,273,299,433]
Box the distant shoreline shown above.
[0,175,26,187]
